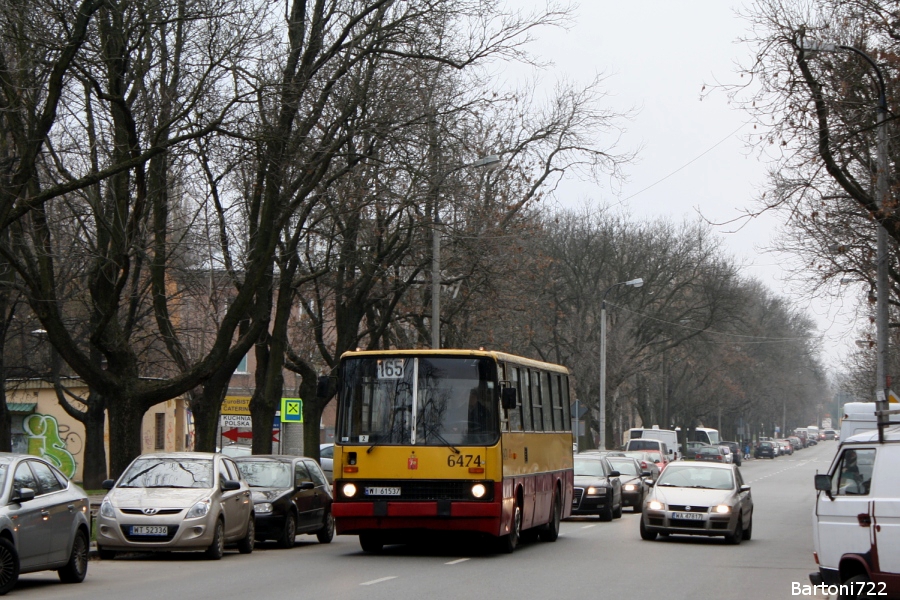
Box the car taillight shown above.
[641,461,648,469]
[696,454,702,459]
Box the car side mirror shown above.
[101,479,115,490]
[501,387,517,410]
[609,470,620,478]
[641,471,651,477]
[297,481,315,491]
[814,474,832,492]
[11,488,35,503]
[222,479,241,491]
[740,485,751,493]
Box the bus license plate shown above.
[365,487,401,496]
[130,525,168,535]
[670,512,703,521]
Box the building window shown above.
[155,413,166,450]
[236,354,249,374]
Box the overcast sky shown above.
[511,0,862,369]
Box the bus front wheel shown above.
[499,502,522,554]
[359,532,384,553]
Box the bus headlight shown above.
[342,483,357,498]
[471,483,487,498]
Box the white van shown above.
[810,426,900,596]
[841,402,877,441]
[624,428,679,460]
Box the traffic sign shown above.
[221,415,251,428]
[222,396,251,415]
[281,398,302,423]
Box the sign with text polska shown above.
[221,414,252,428]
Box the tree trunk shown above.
[81,391,108,488]
[191,384,227,452]
[106,399,145,479]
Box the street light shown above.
[800,40,891,441]
[431,153,502,349]
[599,277,643,449]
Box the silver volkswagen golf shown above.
[96,452,255,559]
[0,454,90,595]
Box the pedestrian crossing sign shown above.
[281,398,303,423]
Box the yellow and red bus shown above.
[330,349,574,553]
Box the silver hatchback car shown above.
[0,454,90,595]
[96,452,255,559]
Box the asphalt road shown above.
[14,442,840,600]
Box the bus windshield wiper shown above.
[425,430,460,454]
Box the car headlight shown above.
[623,484,636,492]
[255,502,273,514]
[342,483,357,498]
[471,483,487,498]
[100,498,115,518]
[186,498,211,519]
[586,486,608,496]
[715,504,731,514]
[648,500,664,511]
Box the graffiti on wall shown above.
[24,414,77,478]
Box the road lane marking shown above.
[445,558,470,565]
[360,577,398,586]
[581,524,597,529]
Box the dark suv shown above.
[754,441,775,459]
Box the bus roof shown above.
[339,349,570,375]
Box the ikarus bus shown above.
[330,349,574,553]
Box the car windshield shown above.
[627,440,660,451]
[119,458,214,489]
[574,458,607,477]
[339,356,499,446]
[656,466,734,490]
[236,461,292,488]
[608,460,639,475]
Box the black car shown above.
[571,455,623,521]
[606,457,652,513]
[234,455,335,548]
[719,441,742,466]
[754,441,775,459]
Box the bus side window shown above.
[540,371,553,431]
[520,368,534,432]
[550,374,564,432]
[506,365,523,432]
[562,376,572,432]
[529,370,544,432]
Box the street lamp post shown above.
[801,41,891,441]
[599,277,644,449]
[431,154,501,349]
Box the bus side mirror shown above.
[501,387,517,410]
[317,376,331,399]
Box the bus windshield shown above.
[339,356,499,447]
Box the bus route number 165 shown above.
[377,358,404,379]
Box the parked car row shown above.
[97,452,334,561]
